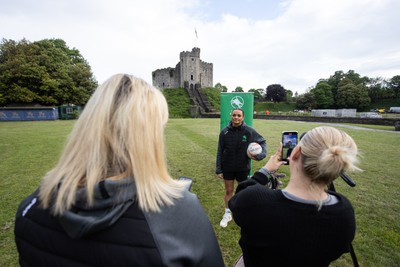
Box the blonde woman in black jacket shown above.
[15,74,225,267]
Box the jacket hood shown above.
[58,177,136,239]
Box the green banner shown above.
[220,92,254,130]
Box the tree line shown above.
[215,70,400,110]
[296,70,400,110]
[0,38,97,106]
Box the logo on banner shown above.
[230,96,244,108]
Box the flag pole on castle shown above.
[195,27,198,47]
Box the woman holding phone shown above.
[229,126,361,267]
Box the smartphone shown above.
[178,176,193,191]
[281,131,298,164]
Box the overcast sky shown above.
[1,0,399,94]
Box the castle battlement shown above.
[152,67,174,72]
[180,47,200,59]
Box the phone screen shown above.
[282,131,298,163]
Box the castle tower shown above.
[152,47,213,89]
[180,47,200,89]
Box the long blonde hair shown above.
[299,126,361,186]
[39,74,185,214]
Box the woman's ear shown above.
[290,145,302,161]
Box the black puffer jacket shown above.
[15,177,225,267]
[216,122,267,174]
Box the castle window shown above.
[191,75,193,80]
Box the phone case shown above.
[281,131,298,163]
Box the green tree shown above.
[285,89,294,102]
[310,81,334,108]
[366,77,389,102]
[295,92,316,111]
[325,70,369,106]
[0,38,97,106]
[388,75,400,98]
[248,88,263,102]
[325,70,345,102]
[345,69,369,85]
[233,86,244,92]
[336,80,370,109]
[265,84,286,102]
[214,82,228,92]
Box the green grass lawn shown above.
[1,119,399,267]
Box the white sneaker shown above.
[220,212,232,228]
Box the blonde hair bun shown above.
[300,126,361,184]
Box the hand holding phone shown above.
[281,131,298,165]
[263,143,286,173]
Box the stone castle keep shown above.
[152,47,213,89]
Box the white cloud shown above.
[1,0,399,94]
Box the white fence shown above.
[311,109,356,117]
